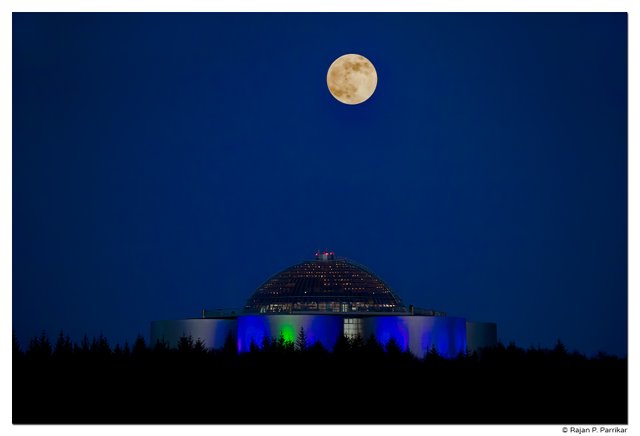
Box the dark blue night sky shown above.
[13,13,627,356]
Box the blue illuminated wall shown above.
[361,316,467,358]
[151,314,494,358]
[236,314,344,353]
[150,319,236,349]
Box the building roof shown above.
[244,251,406,314]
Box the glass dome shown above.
[244,251,406,314]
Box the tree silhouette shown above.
[350,334,365,353]
[27,337,38,355]
[113,343,123,356]
[295,326,308,352]
[91,333,111,356]
[385,337,402,355]
[77,334,91,356]
[364,334,384,356]
[153,338,170,354]
[261,335,272,353]
[54,330,73,358]
[553,339,568,356]
[223,332,237,356]
[309,340,328,356]
[132,334,147,356]
[11,330,628,424]
[194,338,207,354]
[28,331,52,358]
[425,344,442,363]
[274,331,294,352]
[333,334,350,354]
[177,335,194,353]
[249,339,260,354]
[463,348,478,364]
[283,338,294,353]
[277,331,286,350]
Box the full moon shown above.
[326,54,377,105]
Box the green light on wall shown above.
[280,324,296,343]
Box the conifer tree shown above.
[223,332,237,356]
[385,337,402,355]
[295,326,308,352]
[249,338,260,353]
[177,335,194,353]
[364,334,384,355]
[54,330,73,358]
[132,334,147,356]
[333,334,351,354]
[194,338,207,354]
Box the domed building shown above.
[151,251,497,358]
[245,251,405,314]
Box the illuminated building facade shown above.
[151,251,497,358]
[246,251,404,313]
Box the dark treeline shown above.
[13,329,627,424]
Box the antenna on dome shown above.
[314,249,335,261]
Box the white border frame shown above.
[2,2,635,435]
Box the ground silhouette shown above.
[12,331,627,424]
